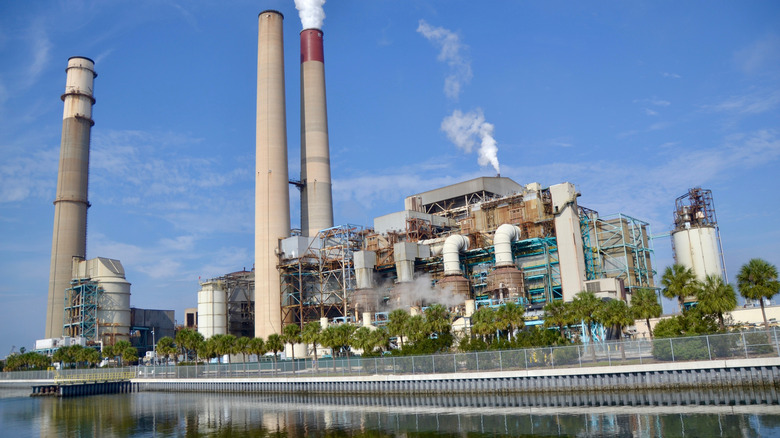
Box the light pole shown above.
[151,328,156,365]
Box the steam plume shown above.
[416,19,472,100]
[441,109,500,174]
[391,274,465,309]
[294,0,326,29]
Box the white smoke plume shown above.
[294,0,326,30]
[416,19,472,100]
[390,274,466,310]
[441,109,500,174]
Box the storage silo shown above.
[671,188,726,281]
[197,281,227,338]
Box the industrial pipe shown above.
[443,235,469,276]
[494,224,522,267]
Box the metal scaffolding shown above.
[592,213,655,293]
[280,224,364,327]
[63,279,100,341]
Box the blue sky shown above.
[1,1,778,356]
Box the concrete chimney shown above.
[255,10,290,338]
[300,28,334,237]
[45,56,96,339]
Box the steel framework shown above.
[592,213,655,293]
[63,279,100,341]
[280,224,364,327]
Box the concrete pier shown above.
[30,380,132,397]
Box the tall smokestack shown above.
[45,56,96,338]
[255,10,290,338]
[300,28,333,236]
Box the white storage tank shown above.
[198,281,227,338]
[672,226,724,281]
[671,188,726,282]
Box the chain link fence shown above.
[3,328,779,381]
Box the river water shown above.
[1,387,780,437]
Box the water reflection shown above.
[2,387,779,437]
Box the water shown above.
[1,387,780,437]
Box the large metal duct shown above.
[487,224,524,301]
[255,10,290,338]
[46,56,96,338]
[442,235,469,275]
[300,28,334,237]
[437,234,471,305]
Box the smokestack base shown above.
[300,29,324,63]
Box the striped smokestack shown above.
[300,28,333,237]
[45,56,96,338]
[255,10,290,338]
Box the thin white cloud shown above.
[644,108,658,116]
[734,34,780,74]
[662,72,681,79]
[704,90,780,115]
[24,19,52,88]
[417,19,472,100]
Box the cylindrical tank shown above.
[46,56,96,339]
[300,28,334,236]
[436,275,470,306]
[672,226,723,281]
[256,10,291,339]
[197,281,227,338]
[486,267,525,301]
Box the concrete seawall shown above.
[132,357,780,395]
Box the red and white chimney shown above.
[300,28,333,237]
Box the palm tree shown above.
[351,326,375,355]
[282,324,302,372]
[544,300,573,337]
[598,300,633,360]
[101,345,115,367]
[471,306,497,343]
[318,326,340,371]
[661,264,699,311]
[696,275,737,331]
[175,328,203,362]
[737,258,780,330]
[301,321,322,368]
[369,328,390,355]
[404,314,429,345]
[211,334,236,363]
[571,291,604,361]
[495,302,525,341]
[113,340,133,367]
[424,304,452,337]
[248,337,267,375]
[630,288,663,339]
[156,336,177,364]
[234,337,251,371]
[387,309,410,348]
[265,334,284,370]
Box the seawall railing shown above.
[3,328,779,381]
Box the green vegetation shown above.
[3,351,52,371]
[737,258,780,330]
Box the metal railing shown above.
[2,328,778,381]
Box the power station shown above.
[38,8,735,355]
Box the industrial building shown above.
[40,10,738,356]
[195,9,660,342]
[38,57,172,356]
[199,174,657,337]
